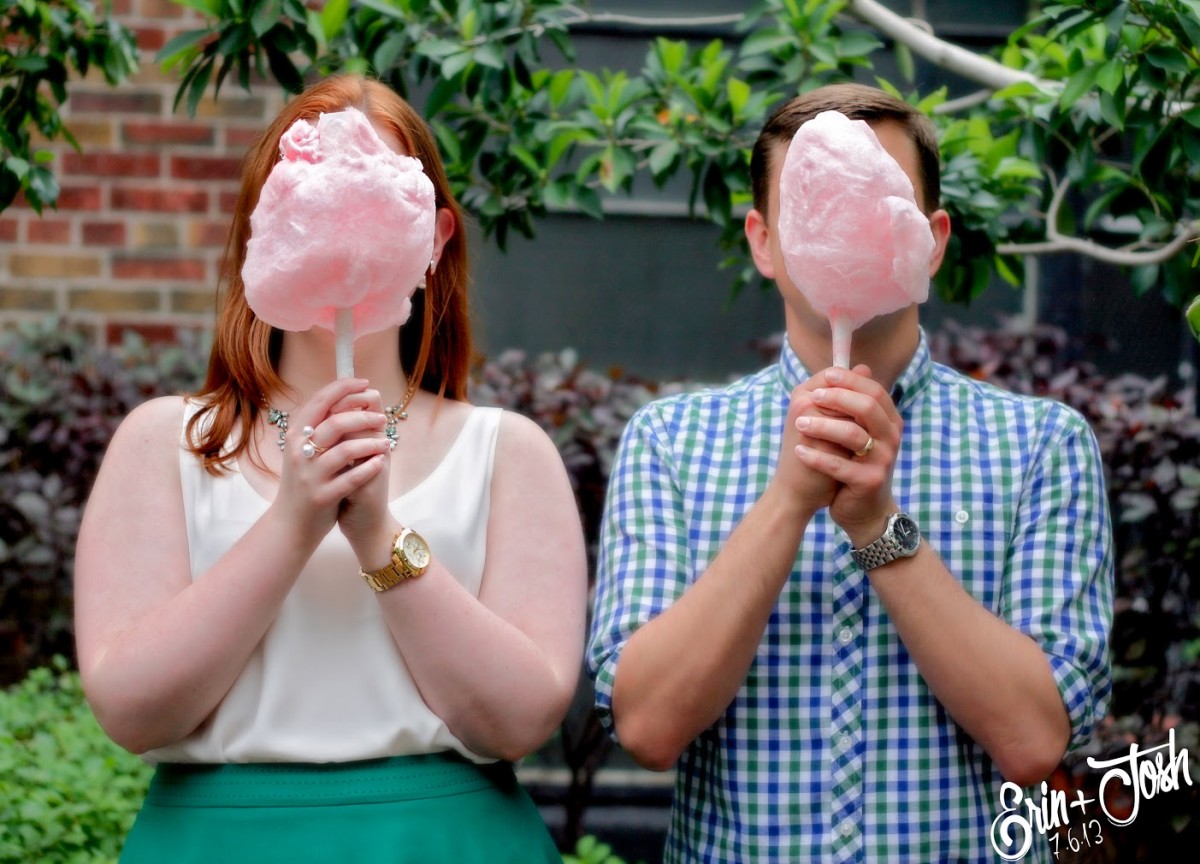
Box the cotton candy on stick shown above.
[778,110,936,368]
[242,107,436,378]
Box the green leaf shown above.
[27,167,59,206]
[264,43,304,94]
[155,27,211,64]
[1060,64,1101,109]
[572,185,603,220]
[509,145,542,176]
[474,43,505,70]
[1145,45,1190,74]
[439,51,473,80]
[1095,60,1124,94]
[5,157,30,181]
[1181,105,1200,129]
[320,0,350,40]
[173,0,223,15]
[186,58,214,115]
[371,32,408,75]
[416,40,463,60]
[250,0,280,37]
[727,77,750,118]
[548,70,574,109]
[648,140,679,177]
[993,255,1020,287]
[1187,295,1200,342]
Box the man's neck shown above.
[783,305,920,392]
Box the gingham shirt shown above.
[588,332,1113,863]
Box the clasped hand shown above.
[778,365,902,547]
[272,378,395,553]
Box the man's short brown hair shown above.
[750,83,941,217]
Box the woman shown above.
[74,75,586,862]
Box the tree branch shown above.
[997,178,1200,265]
[845,0,1047,91]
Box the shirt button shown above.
[955,509,970,524]
[840,821,855,838]
[837,733,853,754]
[838,627,854,645]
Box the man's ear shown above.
[745,208,776,279]
[927,208,952,277]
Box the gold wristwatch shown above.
[360,528,432,592]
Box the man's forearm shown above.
[611,484,812,771]
[868,545,1071,785]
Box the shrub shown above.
[929,319,1200,860]
[0,658,151,864]
[0,321,207,685]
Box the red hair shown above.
[186,75,472,474]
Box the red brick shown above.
[123,121,214,147]
[189,220,231,248]
[219,191,240,214]
[69,90,162,115]
[171,155,243,182]
[112,186,209,213]
[113,256,207,281]
[63,152,161,178]
[61,185,104,210]
[112,0,133,13]
[138,0,186,19]
[132,26,166,52]
[105,321,194,346]
[226,126,265,149]
[83,221,127,246]
[0,219,19,242]
[27,219,71,243]
[12,186,102,211]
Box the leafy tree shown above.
[157,1,1199,315]
[0,0,139,212]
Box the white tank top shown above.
[143,402,503,765]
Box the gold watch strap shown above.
[360,529,425,592]
[361,559,414,592]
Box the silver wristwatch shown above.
[850,512,922,571]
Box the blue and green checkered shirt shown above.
[587,331,1113,863]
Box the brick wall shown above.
[0,0,287,345]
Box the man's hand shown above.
[768,379,842,521]
[792,365,903,547]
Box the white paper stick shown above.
[335,309,354,379]
[831,316,853,369]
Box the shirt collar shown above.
[775,327,933,412]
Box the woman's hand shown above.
[270,378,392,541]
[331,387,399,565]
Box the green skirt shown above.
[119,752,561,863]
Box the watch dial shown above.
[894,516,921,552]
[403,533,431,568]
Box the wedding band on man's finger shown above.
[854,435,875,458]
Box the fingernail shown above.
[813,388,827,400]
[795,444,807,456]
[796,417,811,430]
[826,369,843,383]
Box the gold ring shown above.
[301,441,327,458]
[854,435,875,458]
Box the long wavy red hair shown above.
[186,75,472,474]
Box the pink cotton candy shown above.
[242,106,436,336]
[778,110,935,366]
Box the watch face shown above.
[893,515,921,553]
[402,531,431,569]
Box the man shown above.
[586,84,1113,862]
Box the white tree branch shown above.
[996,178,1200,265]
[845,0,1048,91]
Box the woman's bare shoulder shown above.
[107,395,190,457]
